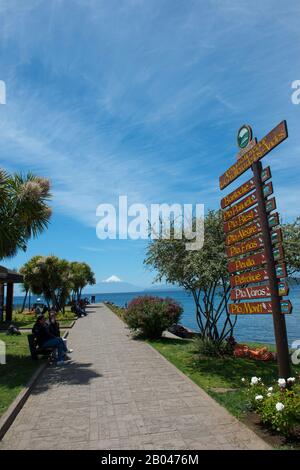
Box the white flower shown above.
[241,378,246,383]
[287,377,296,384]
[255,395,264,401]
[268,387,273,392]
[267,392,272,397]
[278,378,286,388]
[251,377,259,385]
[276,402,285,412]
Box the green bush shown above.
[195,336,234,357]
[242,376,300,437]
[124,295,182,339]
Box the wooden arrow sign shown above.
[228,246,284,274]
[226,220,261,246]
[275,263,287,278]
[228,252,266,273]
[224,206,259,233]
[230,281,289,300]
[226,234,264,258]
[223,182,273,222]
[278,281,289,297]
[265,197,276,213]
[230,268,269,288]
[221,166,271,209]
[226,228,282,259]
[281,300,293,314]
[229,300,292,315]
[273,244,284,262]
[230,263,286,287]
[219,121,287,190]
[271,228,282,245]
[224,209,278,235]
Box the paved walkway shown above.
[0,304,269,450]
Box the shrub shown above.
[195,336,234,357]
[124,295,182,339]
[242,376,300,437]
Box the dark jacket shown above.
[32,323,54,347]
[49,320,60,338]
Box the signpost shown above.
[219,120,292,378]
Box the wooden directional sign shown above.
[228,246,284,274]
[219,121,288,190]
[230,263,286,288]
[229,300,292,315]
[230,268,269,288]
[281,300,293,314]
[275,263,287,278]
[224,206,259,233]
[273,244,284,262]
[226,220,261,246]
[265,197,276,213]
[278,281,289,297]
[223,182,273,222]
[271,228,282,245]
[221,167,271,209]
[226,234,264,258]
[230,281,289,300]
[224,208,278,234]
[228,252,266,273]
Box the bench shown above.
[27,334,56,361]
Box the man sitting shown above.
[32,314,72,366]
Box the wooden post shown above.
[252,161,291,378]
[6,282,14,323]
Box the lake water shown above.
[13,285,300,346]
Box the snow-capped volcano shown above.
[103,275,122,283]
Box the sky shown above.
[0,0,300,289]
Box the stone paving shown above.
[0,303,270,450]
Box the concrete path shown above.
[0,304,270,450]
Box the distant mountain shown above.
[84,276,144,294]
[145,284,182,292]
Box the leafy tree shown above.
[69,261,96,301]
[20,257,95,312]
[145,210,236,344]
[0,170,51,260]
[281,217,300,277]
[20,256,71,311]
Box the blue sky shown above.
[0,0,300,288]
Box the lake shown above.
[13,285,300,346]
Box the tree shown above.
[145,210,236,344]
[69,262,96,301]
[20,257,96,312]
[282,217,300,277]
[20,256,71,312]
[0,170,52,260]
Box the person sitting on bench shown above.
[48,311,73,355]
[32,314,71,366]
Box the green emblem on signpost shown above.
[237,125,253,149]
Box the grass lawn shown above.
[0,332,43,418]
[0,309,77,330]
[148,338,300,421]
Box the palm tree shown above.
[0,170,52,260]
